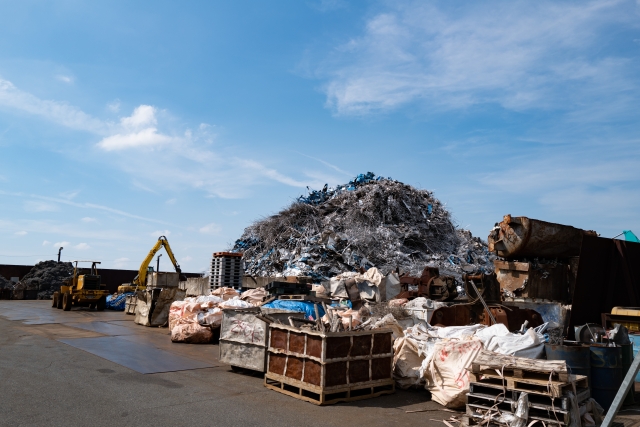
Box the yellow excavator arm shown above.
[133,236,182,287]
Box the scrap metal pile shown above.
[233,173,495,281]
[0,274,11,289]
[6,261,73,299]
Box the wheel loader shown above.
[52,261,109,311]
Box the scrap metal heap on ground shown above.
[1,260,73,299]
[233,172,495,281]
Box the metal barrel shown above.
[488,215,597,258]
[545,343,591,385]
[590,345,624,411]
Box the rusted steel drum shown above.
[488,215,597,258]
[590,345,623,411]
[544,343,590,386]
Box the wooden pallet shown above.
[470,366,572,383]
[465,403,567,426]
[467,393,570,424]
[264,376,395,405]
[469,372,588,398]
[469,382,582,411]
[471,350,567,377]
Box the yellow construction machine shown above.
[52,261,109,311]
[117,235,183,293]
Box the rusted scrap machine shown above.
[488,214,597,301]
[396,266,458,301]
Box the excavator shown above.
[117,236,184,293]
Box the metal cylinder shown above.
[590,345,624,411]
[545,343,591,386]
[488,215,597,258]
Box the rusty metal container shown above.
[488,215,597,259]
[265,324,395,405]
[494,260,569,301]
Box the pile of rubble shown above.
[232,173,495,281]
[18,261,73,299]
[0,274,12,289]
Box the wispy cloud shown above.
[81,217,97,223]
[24,200,59,212]
[53,241,71,248]
[14,231,27,236]
[199,223,221,235]
[74,242,90,250]
[114,257,129,268]
[318,1,640,117]
[55,74,74,84]
[0,77,106,133]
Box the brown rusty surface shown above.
[494,260,569,301]
[488,215,596,258]
[462,272,501,302]
[372,357,392,380]
[349,359,370,383]
[325,361,347,387]
[268,353,286,375]
[270,328,287,350]
[431,304,543,330]
[285,356,303,381]
[326,336,351,359]
[397,266,457,301]
[350,335,371,357]
[303,359,322,386]
[306,334,323,358]
[372,333,392,355]
[288,331,305,354]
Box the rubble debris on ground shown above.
[232,173,495,281]
[8,261,74,299]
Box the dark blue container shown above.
[590,345,624,411]
[545,343,591,386]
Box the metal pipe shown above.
[57,247,63,263]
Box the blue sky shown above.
[1,0,639,274]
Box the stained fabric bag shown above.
[426,339,483,408]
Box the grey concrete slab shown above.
[65,321,139,336]
[58,336,215,374]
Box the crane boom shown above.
[134,236,182,287]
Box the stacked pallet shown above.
[209,252,243,291]
[463,350,590,427]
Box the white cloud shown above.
[0,77,105,133]
[74,243,90,250]
[107,99,121,113]
[14,231,27,236]
[181,256,193,262]
[98,127,173,151]
[81,217,97,222]
[165,198,177,205]
[53,241,70,248]
[318,1,640,117]
[42,240,50,246]
[55,74,74,84]
[24,200,59,212]
[150,230,171,238]
[0,78,336,197]
[114,257,129,268]
[199,223,221,235]
[60,190,80,200]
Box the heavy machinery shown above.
[52,261,109,311]
[117,235,183,293]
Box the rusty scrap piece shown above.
[430,304,543,331]
[462,272,501,302]
[488,214,597,259]
[494,260,569,301]
[397,266,458,301]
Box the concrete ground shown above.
[0,300,455,427]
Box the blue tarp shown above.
[623,230,640,243]
[106,292,133,311]
[262,300,326,320]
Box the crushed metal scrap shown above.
[232,172,495,281]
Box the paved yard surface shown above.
[0,300,455,427]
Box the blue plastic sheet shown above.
[106,292,133,311]
[623,230,640,243]
[262,300,326,320]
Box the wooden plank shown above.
[264,376,394,405]
[466,404,568,426]
[472,350,567,374]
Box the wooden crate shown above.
[468,372,588,398]
[264,324,395,405]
